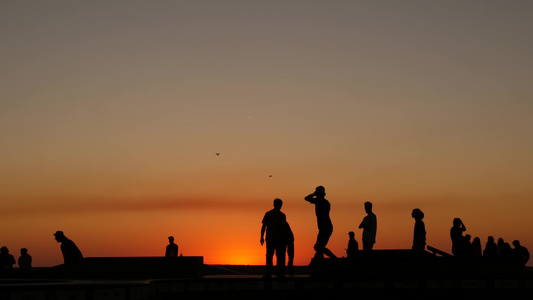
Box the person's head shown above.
[412,208,424,220]
[20,248,28,255]
[364,202,373,213]
[473,237,480,245]
[513,240,521,247]
[453,218,462,227]
[465,234,471,241]
[168,236,174,243]
[488,236,494,243]
[0,246,8,254]
[314,186,326,197]
[53,231,66,243]
[273,198,283,209]
[348,231,355,238]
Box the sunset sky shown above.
[1,1,532,267]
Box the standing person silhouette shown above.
[165,236,178,257]
[285,222,295,277]
[53,231,84,265]
[260,198,287,278]
[359,202,377,252]
[411,209,426,251]
[450,218,466,256]
[305,186,337,259]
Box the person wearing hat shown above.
[53,231,84,264]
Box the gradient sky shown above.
[1,1,532,267]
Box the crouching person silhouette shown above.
[53,231,83,265]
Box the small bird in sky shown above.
[269,175,273,178]
[216,153,220,156]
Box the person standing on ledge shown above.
[305,186,337,259]
[165,236,179,257]
[411,208,426,251]
[260,198,287,278]
[359,202,377,252]
[53,231,84,264]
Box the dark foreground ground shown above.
[1,252,533,300]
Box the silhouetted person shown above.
[346,231,359,259]
[0,246,15,269]
[497,238,505,256]
[512,240,530,266]
[411,208,426,251]
[305,186,337,259]
[503,242,513,256]
[260,198,287,278]
[471,237,482,257]
[483,236,497,257]
[450,218,466,256]
[18,248,32,273]
[53,231,83,264]
[286,222,295,277]
[359,202,377,252]
[464,234,473,256]
[165,236,178,257]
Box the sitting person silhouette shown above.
[512,240,530,266]
[483,236,497,257]
[53,231,84,264]
[18,248,32,273]
[165,236,179,257]
[0,246,15,269]
[346,231,359,259]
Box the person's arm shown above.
[359,216,366,229]
[304,193,316,203]
[260,223,266,245]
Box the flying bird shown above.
[216,153,220,156]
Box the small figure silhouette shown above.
[18,248,32,273]
[464,234,473,256]
[53,231,84,264]
[512,240,530,266]
[359,202,377,252]
[0,246,16,269]
[483,236,497,257]
[346,231,359,259]
[471,237,482,257]
[497,238,506,256]
[411,208,426,251]
[260,198,287,278]
[450,218,466,256]
[165,236,179,257]
[305,186,337,259]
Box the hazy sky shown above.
[1,1,532,267]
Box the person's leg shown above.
[265,241,275,277]
[275,240,286,277]
[287,241,294,276]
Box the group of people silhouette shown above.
[1,185,529,278]
[260,185,530,278]
[450,218,530,264]
[260,186,380,278]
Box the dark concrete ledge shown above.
[24,256,204,280]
